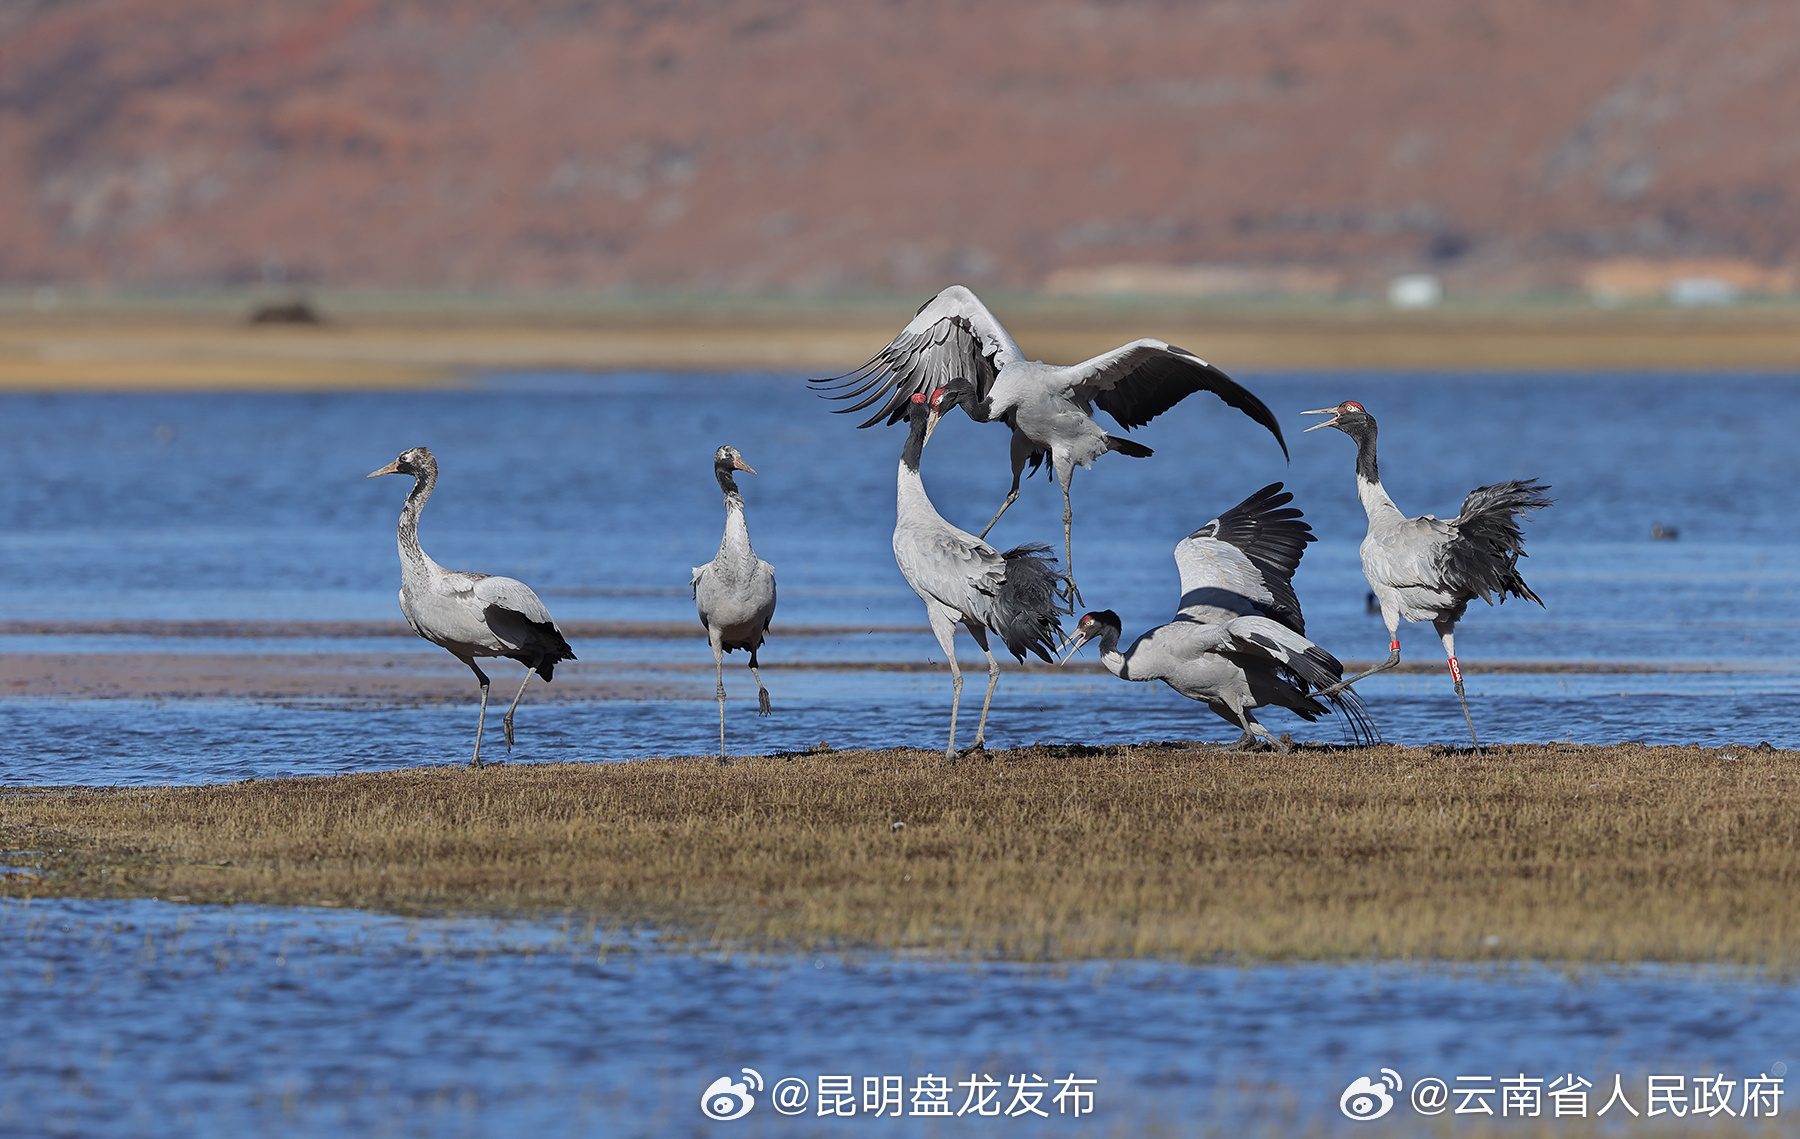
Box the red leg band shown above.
[1390,639,1400,653]
[1447,657,1462,684]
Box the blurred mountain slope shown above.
[3,0,1797,291]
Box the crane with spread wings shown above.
[1060,483,1377,751]
[811,285,1288,608]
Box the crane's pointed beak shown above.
[733,458,757,475]
[367,459,403,478]
[923,404,943,447]
[1301,408,1340,433]
[1056,630,1092,666]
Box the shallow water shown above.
[1,898,1793,1137]
[2,371,1800,779]
[4,374,1799,1136]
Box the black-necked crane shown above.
[691,445,777,759]
[1303,400,1552,749]
[894,388,1065,756]
[811,284,1288,607]
[369,447,574,768]
[1059,484,1375,752]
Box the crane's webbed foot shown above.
[957,738,988,757]
[757,688,772,715]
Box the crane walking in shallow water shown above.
[692,445,777,759]
[1059,484,1375,751]
[1303,400,1552,749]
[812,284,1288,607]
[894,389,1066,756]
[369,447,575,768]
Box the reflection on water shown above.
[1,899,1794,1137]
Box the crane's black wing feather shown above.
[1177,483,1314,633]
[1441,479,1554,606]
[807,286,1011,427]
[1066,340,1288,458]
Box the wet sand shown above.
[0,646,1761,702]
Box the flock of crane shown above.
[368,286,1552,767]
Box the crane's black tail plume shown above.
[1105,436,1154,459]
[1445,479,1554,606]
[1326,685,1382,746]
[993,544,1067,662]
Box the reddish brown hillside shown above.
[2,0,1797,292]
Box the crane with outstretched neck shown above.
[692,445,777,759]
[1303,400,1552,749]
[892,388,1066,756]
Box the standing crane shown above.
[894,388,1066,756]
[368,447,575,768]
[1059,484,1375,751]
[691,445,777,759]
[811,285,1288,607]
[1303,400,1552,748]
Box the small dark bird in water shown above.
[1650,524,1680,541]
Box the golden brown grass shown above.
[4,742,1798,965]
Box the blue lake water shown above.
[2,370,1800,780]
[4,372,1800,1135]
[2,898,1795,1138]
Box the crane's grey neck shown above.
[715,492,756,568]
[397,467,436,571]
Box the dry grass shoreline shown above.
[4,742,1797,966]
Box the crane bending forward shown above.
[369,447,575,768]
[692,445,778,759]
[1058,483,1376,751]
[894,388,1066,756]
[812,285,1288,607]
[1303,401,1552,748]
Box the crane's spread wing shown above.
[808,285,1022,427]
[1060,339,1288,456]
[1219,615,1342,692]
[1443,480,1553,606]
[1174,482,1313,633]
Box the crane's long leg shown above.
[978,432,1036,540]
[501,665,538,751]
[963,627,1000,754]
[1059,467,1081,610]
[460,657,492,769]
[1319,615,1403,696]
[1437,619,1480,751]
[977,489,1020,541]
[1234,706,1288,755]
[749,647,771,716]
[711,634,727,760]
[927,608,961,758]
